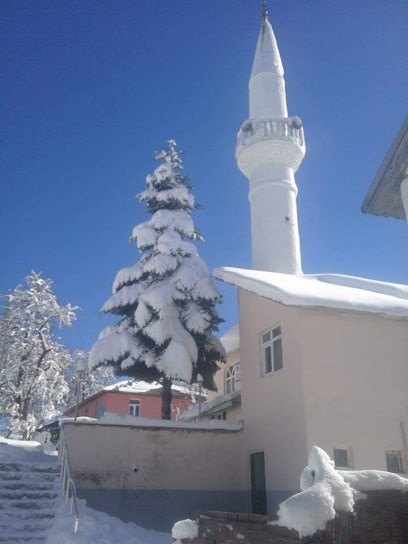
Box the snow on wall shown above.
[272,446,408,538]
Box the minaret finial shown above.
[262,0,268,20]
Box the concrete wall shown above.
[64,421,247,531]
[299,307,408,471]
[238,289,308,511]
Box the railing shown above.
[58,421,79,533]
[236,116,305,157]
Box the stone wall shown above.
[176,490,408,544]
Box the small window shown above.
[334,448,350,468]
[386,451,403,473]
[226,363,241,393]
[210,411,227,421]
[129,399,140,417]
[96,400,104,418]
[261,325,283,375]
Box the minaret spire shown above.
[262,0,268,20]
[235,10,306,274]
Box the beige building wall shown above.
[298,307,408,471]
[238,289,308,497]
[64,422,245,492]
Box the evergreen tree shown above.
[90,141,225,418]
[0,271,77,439]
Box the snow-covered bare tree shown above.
[90,140,225,419]
[0,271,77,439]
[64,350,116,408]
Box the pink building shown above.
[64,380,194,420]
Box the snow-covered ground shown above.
[47,499,171,544]
[0,437,171,544]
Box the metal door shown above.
[250,451,267,514]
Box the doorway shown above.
[250,451,267,514]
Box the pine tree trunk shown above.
[161,377,172,420]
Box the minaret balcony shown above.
[236,117,306,176]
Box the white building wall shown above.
[298,308,408,471]
[237,289,308,502]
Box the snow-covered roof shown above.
[219,324,240,354]
[180,390,241,421]
[361,114,408,221]
[103,379,192,397]
[213,267,408,320]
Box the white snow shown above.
[273,447,408,538]
[341,469,408,493]
[171,519,198,542]
[0,436,58,463]
[62,412,243,431]
[220,324,240,354]
[180,390,241,421]
[103,379,194,397]
[46,498,171,544]
[214,268,408,320]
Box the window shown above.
[210,411,227,421]
[129,399,140,417]
[334,448,351,468]
[261,325,283,375]
[96,400,104,418]
[226,363,240,393]
[386,451,403,473]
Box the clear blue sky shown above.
[1,0,407,353]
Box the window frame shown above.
[333,447,353,469]
[225,362,241,393]
[385,450,403,474]
[261,324,283,376]
[129,398,141,417]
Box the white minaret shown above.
[236,5,305,274]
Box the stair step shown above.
[0,537,46,543]
[0,491,58,500]
[0,482,58,491]
[0,521,52,531]
[0,472,59,482]
[4,501,57,511]
[0,463,60,474]
[0,512,56,520]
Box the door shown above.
[250,451,267,514]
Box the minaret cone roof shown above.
[250,17,284,80]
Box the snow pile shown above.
[214,268,408,320]
[273,447,408,538]
[171,519,198,543]
[219,324,240,354]
[46,498,171,544]
[273,447,354,537]
[341,469,408,493]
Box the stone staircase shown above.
[0,460,61,543]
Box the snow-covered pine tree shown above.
[89,140,225,419]
[0,271,77,439]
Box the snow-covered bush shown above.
[90,141,225,418]
[0,271,77,439]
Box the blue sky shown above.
[1,0,407,353]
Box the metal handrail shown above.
[58,421,79,533]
